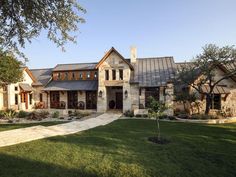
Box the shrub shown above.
[39,110,49,118]
[0,110,5,118]
[17,110,29,118]
[191,114,222,120]
[123,110,134,117]
[52,111,60,118]
[72,110,90,119]
[28,111,41,120]
[135,114,142,118]
[3,109,17,119]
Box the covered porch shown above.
[43,80,98,110]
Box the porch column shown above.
[97,86,107,112]
[165,82,174,116]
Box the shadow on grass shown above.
[0,153,98,177]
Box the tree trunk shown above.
[205,94,212,115]
[156,116,161,141]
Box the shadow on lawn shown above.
[0,153,98,177]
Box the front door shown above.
[68,91,78,109]
[86,91,97,109]
[116,92,123,109]
[50,91,60,108]
[21,92,28,109]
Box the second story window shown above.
[87,71,90,79]
[112,70,116,80]
[15,86,18,91]
[79,72,83,79]
[119,69,123,80]
[105,70,109,80]
[58,73,61,80]
[65,72,68,80]
[94,71,97,78]
[72,72,75,80]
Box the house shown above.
[0,47,176,115]
[175,62,236,116]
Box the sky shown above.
[22,0,236,69]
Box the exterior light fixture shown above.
[99,90,103,97]
[124,90,128,98]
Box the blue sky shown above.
[23,0,236,69]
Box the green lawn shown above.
[0,119,235,177]
[0,121,68,132]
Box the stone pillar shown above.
[165,82,174,116]
[97,86,107,112]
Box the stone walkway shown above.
[0,113,121,148]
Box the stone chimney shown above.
[130,46,137,63]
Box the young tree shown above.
[148,96,168,141]
[0,0,86,58]
[0,51,23,86]
[176,44,236,115]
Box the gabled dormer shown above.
[95,47,133,85]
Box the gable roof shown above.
[95,47,134,70]
[23,67,37,83]
[132,57,176,87]
[53,63,97,71]
[30,68,53,86]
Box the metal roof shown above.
[53,63,97,71]
[132,57,176,87]
[43,80,98,91]
[30,68,53,86]
[19,83,33,92]
[201,85,230,94]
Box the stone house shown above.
[2,47,235,116]
[175,62,236,116]
[0,47,175,115]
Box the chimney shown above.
[130,46,137,63]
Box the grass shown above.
[0,121,68,132]
[0,119,235,177]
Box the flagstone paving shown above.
[0,113,121,148]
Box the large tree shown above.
[0,50,23,85]
[176,44,236,115]
[0,0,86,58]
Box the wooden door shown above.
[116,92,123,109]
[86,91,97,109]
[50,91,60,108]
[21,92,28,109]
[67,91,78,109]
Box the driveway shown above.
[0,113,121,148]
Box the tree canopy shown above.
[0,0,86,58]
[176,44,236,114]
[0,51,23,85]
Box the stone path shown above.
[0,113,121,148]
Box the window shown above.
[112,70,116,80]
[119,69,123,80]
[94,71,97,78]
[87,71,90,79]
[57,73,61,80]
[15,94,18,105]
[29,94,33,105]
[15,86,18,91]
[39,93,43,102]
[79,72,83,79]
[210,94,221,110]
[72,72,75,80]
[105,70,109,80]
[145,87,159,108]
[64,72,68,80]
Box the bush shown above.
[191,114,221,120]
[3,109,17,119]
[123,110,134,117]
[28,111,41,120]
[72,110,90,119]
[52,111,60,118]
[0,110,5,118]
[39,110,49,118]
[17,110,29,118]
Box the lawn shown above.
[0,121,68,132]
[0,119,235,177]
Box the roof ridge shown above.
[30,68,53,70]
[136,56,174,60]
[55,62,98,66]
